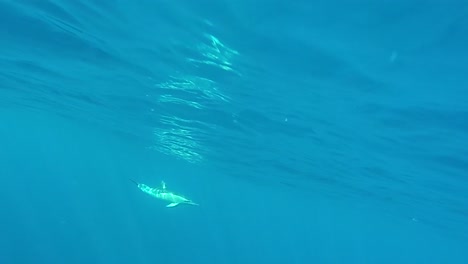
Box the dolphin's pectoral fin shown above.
[166,203,179,208]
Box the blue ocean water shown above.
[1,0,467,263]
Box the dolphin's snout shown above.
[129,179,139,185]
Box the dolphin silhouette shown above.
[131,179,198,208]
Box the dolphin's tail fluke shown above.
[129,179,139,186]
[185,200,199,206]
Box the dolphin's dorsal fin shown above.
[166,203,179,208]
[161,181,167,190]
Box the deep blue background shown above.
[1,1,467,263]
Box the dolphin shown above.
[131,179,198,208]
